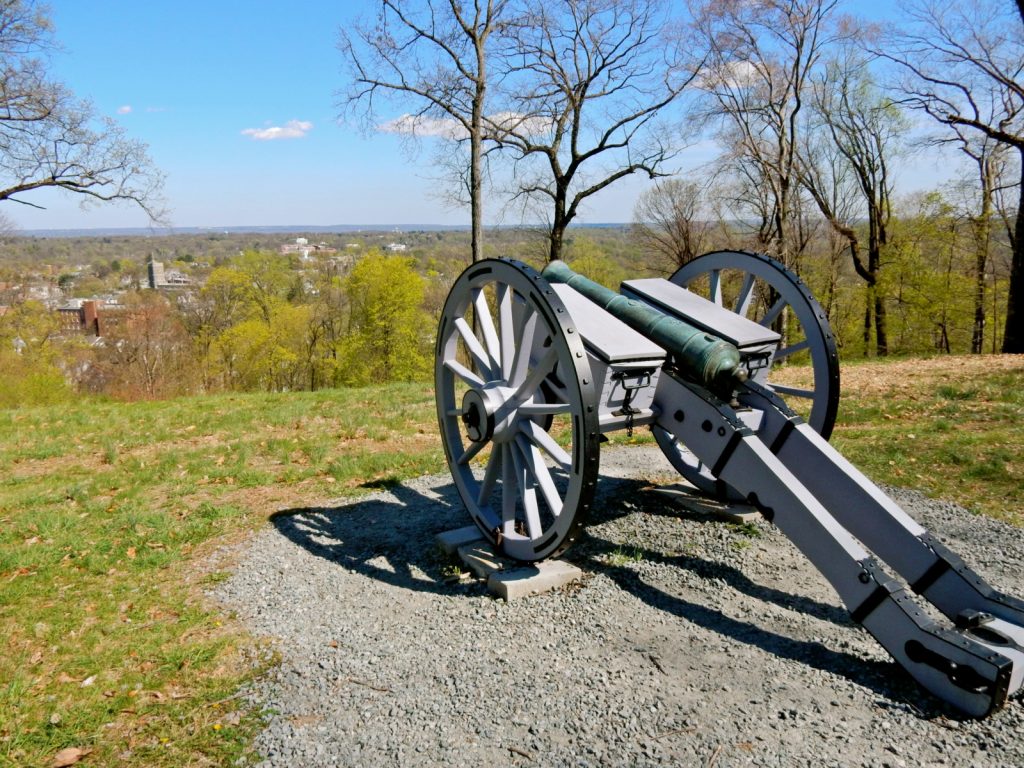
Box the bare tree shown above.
[880,0,1024,353]
[496,0,701,262]
[798,51,906,356]
[339,0,509,263]
[692,0,845,271]
[631,177,710,272]
[0,0,165,221]
[946,134,1013,352]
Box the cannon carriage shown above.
[434,252,1024,718]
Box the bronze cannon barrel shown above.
[541,260,745,395]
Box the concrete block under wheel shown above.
[487,560,583,601]
[457,543,513,579]
[435,525,485,556]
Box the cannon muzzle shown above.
[541,260,745,396]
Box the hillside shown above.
[1,355,1021,766]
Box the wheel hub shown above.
[461,389,494,442]
[461,384,521,444]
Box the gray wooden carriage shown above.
[434,251,1024,718]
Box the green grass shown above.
[2,356,1021,765]
[775,355,1024,524]
[0,383,442,768]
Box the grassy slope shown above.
[0,384,442,767]
[772,355,1024,524]
[0,355,1021,766]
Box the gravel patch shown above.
[212,445,1024,767]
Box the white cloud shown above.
[377,111,551,139]
[241,119,313,141]
[377,114,465,139]
[697,60,759,91]
[117,105,132,114]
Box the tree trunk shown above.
[1002,158,1024,353]
[973,250,988,354]
[549,193,568,263]
[875,291,888,356]
[863,293,872,356]
[470,39,486,264]
[470,131,483,263]
[972,155,993,353]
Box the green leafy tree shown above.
[337,252,431,386]
[566,237,626,289]
[0,299,70,406]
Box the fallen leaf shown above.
[51,747,92,767]
[126,547,136,560]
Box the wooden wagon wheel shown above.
[653,250,841,497]
[435,259,601,561]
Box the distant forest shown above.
[0,213,1012,406]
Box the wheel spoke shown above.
[477,444,502,506]
[511,443,542,539]
[444,358,485,388]
[498,284,515,379]
[501,444,517,535]
[735,272,756,317]
[472,287,501,370]
[509,346,558,409]
[454,317,495,380]
[771,383,814,399]
[456,438,486,466]
[774,338,810,361]
[760,297,786,328]
[516,435,562,517]
[508,308,539,386]
[709,269,723,306]
[519,402,572,416]
[520,420,572,470]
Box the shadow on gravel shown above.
[587,478,854,627]
[575,478,946,716]
[270,480,472,596]
[270,473,949,717]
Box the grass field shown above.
[1,355,1021,766]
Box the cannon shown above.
[434,252,1024,717]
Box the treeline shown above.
[0,250,441,406]
[0,199,1013,409]
[341,0,1022,354]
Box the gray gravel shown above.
[212,445,1024,767]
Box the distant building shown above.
[148,259,166,289]
[57,299,102,336]
[280,238,338,258]
[384,243,408,252]
[57,298,130,338]
[148,259,192,289]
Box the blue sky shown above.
[8,0,951,231]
